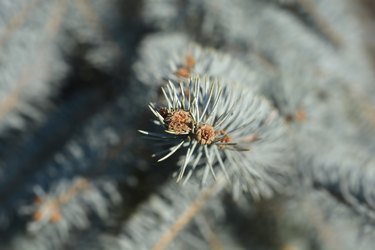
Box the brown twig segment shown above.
[45,0,67,36]
[297,0,342,47]
[195,215,223,250]
[32,178,90,223]
[75,0,105,31]
[151,176,226,250]
[0,0,41,48]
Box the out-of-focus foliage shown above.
[0,0,375,250]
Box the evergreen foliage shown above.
[0,0,375,249]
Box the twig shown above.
[0,0,41,48]
[151,175,226,250]
[297,0,342,47]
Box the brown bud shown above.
[33,210,43,221]
[295,108,306,122]
[175,67,190,78]
[50,209,62,223]
[185,54,196,69]
[195,124,216,145]
[165,110,193,134]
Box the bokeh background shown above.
[0,0,375,249]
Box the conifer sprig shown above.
[140,77,292,198]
